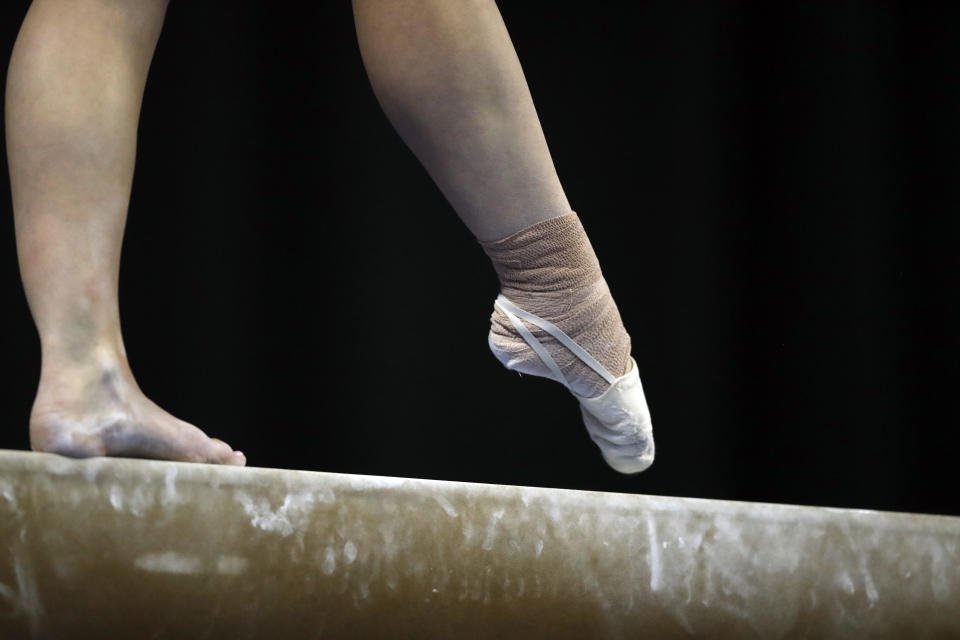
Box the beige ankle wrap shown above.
[481,212,632,398]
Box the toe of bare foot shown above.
[210,438,246,466]
[106,417,247,467]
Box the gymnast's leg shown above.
[7,0,245,465]
[353,0,653,472]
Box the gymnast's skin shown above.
[6,0,653,472]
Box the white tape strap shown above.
[495,294,617,386]
[494,298,567,386]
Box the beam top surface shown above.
[1,449,958,639]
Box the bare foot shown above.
[29,360,246,466]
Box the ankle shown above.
[480,212,603,294]
[39,337,133,388]
[482,212,633,392]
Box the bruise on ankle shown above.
[99,367,125,403]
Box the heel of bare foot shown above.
[29,360,245,466]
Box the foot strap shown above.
[494,294,617,389]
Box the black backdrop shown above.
[1,2,957,516]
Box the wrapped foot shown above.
[490,294,654,474]
[481,212,654,474]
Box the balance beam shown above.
[0,450,957,639]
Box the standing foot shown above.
[29,359,245,466]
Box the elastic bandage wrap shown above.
[481,212,631,399]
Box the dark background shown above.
[0,2,957,516]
